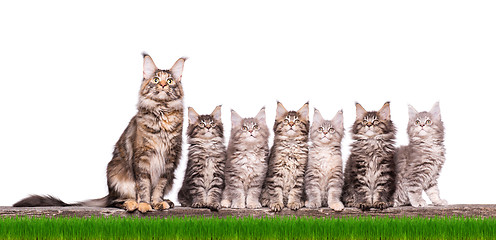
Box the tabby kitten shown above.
[221,107,270,209]
[14,54,186,213]
[342,102,396,211]
[261,102,309,212]
[305,108,345,211]
[393,102,447,207]
[178,106,226,211]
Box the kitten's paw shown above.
[164,199,175,208]
[152,201,171,210]
[220,199,231,208]
[433,199,448,206]
[372,201,390,210]
[138,202,153,213]
[123,200,138,212]
[246,201,262,209]
[305,200,321,209]
[287,201,303,211]
[329,201,344,211]
[411,199,427,208]
[350,203,371,211]
[191,202,206,208]
[206,202,221,211]
[269,202,284,212]
[230,202,246,209]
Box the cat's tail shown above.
[13,194,109,208]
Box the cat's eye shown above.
[153,77,160,83]
[318,127,323,132]
[415,120,420,125]
[253,125,259,130]
[362,120,368,125]
[373,120,379,125]
[167,77,174,84]
[199,122,205,128]
[329,128,335,133]
[242,126,248,131]
[294,119,300,124]
[284,119,289,124]
[426,120,432,125]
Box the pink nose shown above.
[323,132,328,135]
[289,122,295,127]
[159,80,167,87]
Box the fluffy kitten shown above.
[304,108,345,211]
[14,54,186,213]
[261,102,309,212]
[393,102,447,207]
[177,106,226,211]
[342,102,396,211]
[221,107,270,209]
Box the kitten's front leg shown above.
[205,175,224,211]
[246,187,262,209]
[151,171,175,210]
[425,184,448,206]
[407,188,427,207]
[134,155,153,213]
[327,188,344,211]
[287,185,305,210]
[304,183,322,209]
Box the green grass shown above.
[1,215,495,240]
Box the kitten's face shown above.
[140,55,185,102]
[274,102,309,137]
[353,102,394,138]
[188,106,223,140]
[407,103,443,138]
[311,109,344,144]
[231,107,269,143]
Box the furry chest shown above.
[149,137,171,188]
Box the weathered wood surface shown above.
[1,205,496,218]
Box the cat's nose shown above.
[289,122,295,127]
[323,131,328,135]
[159,80,167,87]
[248,129,253,133]
[366,122,372,127]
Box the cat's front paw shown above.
[123,200,138,212]
[152,201,171,210]
[372,201,390,210]
[410,199,427,208]
[220,199,231,208]
[164,199,175,208]
[231,199,246,209]
[138,202,153,213]
[432,199,448,206]
[350,202,371,211]
[246,201,262,209]
[206,202,221,211]
[305,200,321,209]
[191,201,207,208]
[328,201,344,211]
[287,201,303,211]
[269,202,284,212]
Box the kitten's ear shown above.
[331,109,344,129]
[143,53,158,80]
[378,102,391,121]
[355,102,367,120]
[276,101,288,120]
[255,107,266,123]
[211,105,222,123]
[170,57,187,81]
[188,107,200,125]
[231,109,243,128]
[408,104,418,121]
[313,108,324,124]
[430,102,441,121]
[297,102,310,121]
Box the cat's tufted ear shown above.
[255,107,266,123]
[355,102,367,120]
[430,102,441,121]
[188,107,200,125]
[331,109,344,130]
[231,109,243,128]
[170,57,187,81]
[211,105,222,123]
[143,53,158,80]
[313,108,324,124]
[408,104,418,121]
[276,101,288,121]
[378,102,391,121]
[297,102,309,121]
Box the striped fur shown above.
[393,102,447,207]
[342,102,396,211]
[178,106,226,211]
[261,102,309,212]
[14,54,186,213]
[221,107,270,209]
[304,109,344,211]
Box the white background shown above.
[1,1,495,207]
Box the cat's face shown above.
[188,106,223,139]
[311,109,344,144]
[407,102,443,138]
[353,102,394,138]
[140,54,185,102]
[274,102,309,137]
[231,107,269,143]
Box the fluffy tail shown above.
[13,195,109,208]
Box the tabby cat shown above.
[177,106,226,211]
[304,108,345,211]
[221,107,269,209]
[393,102,447,207]
[14,54,186,213]
[261,102,309,212]
[342,102,396,211]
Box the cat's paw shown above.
[432,199,448,206]
[287,201,303,211]
[138,202,153,213]
[372,201,390,210]
[269,202,284,212]
[164,199,175,208]
[329,201,344,211]
[220,199,231,208]
[152,201,171,211]
[206,202,221,211]
[305,200,321,209]
[246,201,262,209]
[230,202,246,209]
[350,203,371,211]
[410,199,427,208]
[123,200,138,212]
[191,202,206,208]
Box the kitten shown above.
[14,54,186,213]
[342,102,396,211]
[393,102,447,207]
[304,108,345,211]
[177,106,226,211]
[261,102,309,212]
[221,107,270,209]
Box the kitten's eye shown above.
[253,125,259,130]
[362,120,367,125]
[167,77,174,84]
[318,127,323,132]
[415,120,420,125]
[153,77,160,83]
[329,128,335,133]
[373,120,379,125]
[242,126,248,131]
[295,119,300,124]
[426,120,432,125]
[199,122,205,128]
[284,119,289,124]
